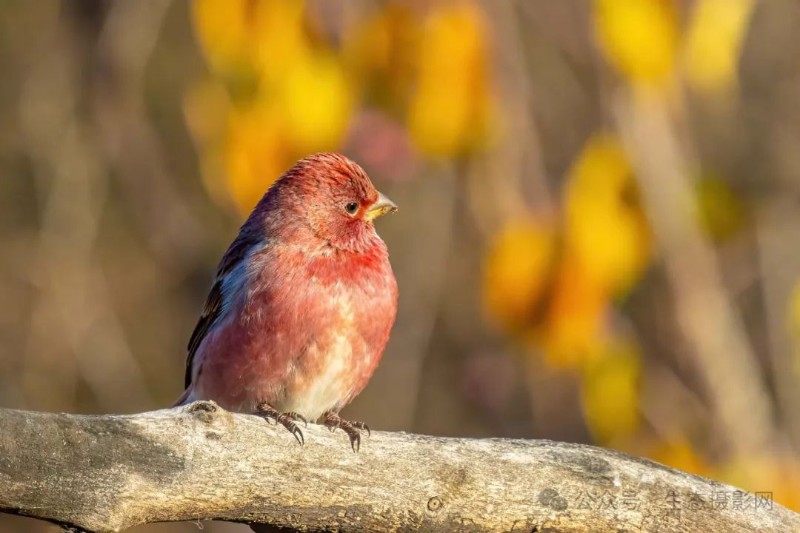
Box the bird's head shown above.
[262,153,397,253]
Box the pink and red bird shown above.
[175,153,398,450]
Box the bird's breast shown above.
[243,244,397,419]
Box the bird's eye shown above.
[345,202,359,215]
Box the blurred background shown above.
[1,0,799,531]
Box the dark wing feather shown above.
[184,233,260,388]
[185,280,224,388]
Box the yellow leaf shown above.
[276,53,354,152]
[787,282,800,382]
[408,1,493,156]
[789,282,800,337]
[565,134,650,296]
[483,218,556,332]
[648,436,711,477]
[224,108,289,214]
[192,0,251,75]
[541,256,609,368]
[594,0,678,86]
[716,457,800,512]
[581,340,641,443]
[250,0,312,86]
[683,0,755,95]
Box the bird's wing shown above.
[185,233,259,388]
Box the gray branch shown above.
[0,402,796,532]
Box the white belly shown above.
[280,332,355,420]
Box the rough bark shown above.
[0,402,795,532]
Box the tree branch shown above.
[0,402,796,532]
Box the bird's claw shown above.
[256,403,305,445]
[284,421,304,446]
[283,411,308,427]
[351,420,371,437]
[323,411,369,452]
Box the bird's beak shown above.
[364,191,398,221]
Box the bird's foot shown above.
[323,411,370,452]
[255,402,307,445]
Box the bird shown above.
[174,153,398,451]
